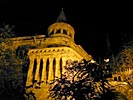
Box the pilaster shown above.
[55,57,61,78]
[48,58,54,82]
[41,58,47,83]
[35,58,41,82]
[26,57,34,86]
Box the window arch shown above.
[46,58,49,84]
[39,59,43,81]
[56,29,60,33]
[63,29,67,35]
[33,59,37,83]
[114,77,117,81]
[60,58,62,77]
[53,58,56,79]
[118,76,121,81]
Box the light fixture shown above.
[104,58,109,63]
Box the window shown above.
[56,29,60,33]
[63,29,67,35]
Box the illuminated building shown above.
[4,9,92,100]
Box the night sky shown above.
[0,0,133,60]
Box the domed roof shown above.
[56,8,67,22]
[47,8,75,40]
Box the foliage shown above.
[116,33,133,71]
[0,23,37,99]
[0,64,24,100]
[0,24,16,64]
[99,88,128,100]
[0,24,15,39]
[0,24,25,100]
[23,90,36,100]
[48,59,121,100]
[116,48,133,71]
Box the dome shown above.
[47,8,75,40]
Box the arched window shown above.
[53,58,56,79]
[118,76,121,81]
[114,77,117,81]
[63,29,67,35]
[69,33,72,38]
[60,58,62,77]
[49,30,54,35]
[56,29,60,33]
[39,59,43,81]
[33,59,37,83]
[46,58,49,84]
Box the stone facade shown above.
[25,14,92,99]
[1,9,133,100]
[5,10,92,99]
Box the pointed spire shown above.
[56,8,67,22]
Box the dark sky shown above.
[0,0,133,60]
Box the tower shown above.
[0,9,91,100]
[25,9,92,100]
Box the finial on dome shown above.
[56,8,67,22]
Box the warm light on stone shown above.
[1,10,133,100]
[24,20,92,99]
[17,10,92,100]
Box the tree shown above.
[0,24,15,39]
[116,48,133,71]
[0,24,25,100]
[48,59,123,100]
[116,33,133,71]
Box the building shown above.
[1,9,132,100]
[3,9,92,100]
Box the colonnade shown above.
[26,56,67,86]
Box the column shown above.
[62,57,67,74]
[55,57,61,78]
[48,58,54,82]
[26,57,34,86]
[61,29,63,34]
[41,58,47,83]
[35,58,40,82]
